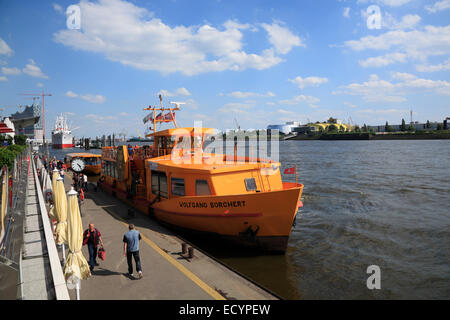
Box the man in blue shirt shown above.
[123,224,143,278]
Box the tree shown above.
[408,123,415,132]
[14,134,27,146]
[354,125,361,133]
[385,121,389,132]
[327,124,338,132]
[328,117,337,124]
[401,119,406,131]
[426,120,431,129]
[437,123,443,130]
[362,124,368,132]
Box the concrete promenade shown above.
[62,171,277,300]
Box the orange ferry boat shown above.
[98,98,303,252]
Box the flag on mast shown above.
[284,167,296,174]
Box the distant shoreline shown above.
[286,132,450,140]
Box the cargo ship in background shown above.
[51,114,74,148]
[98,96,304,253]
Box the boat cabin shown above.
[65,152,102,175]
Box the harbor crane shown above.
[234,118,241,131]
[19,90,52,143]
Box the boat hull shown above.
[52,143,75,149]
[52,131,73,149]
[98,180,303,252]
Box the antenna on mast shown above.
[170,101,185,109]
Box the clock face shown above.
[71,158,86,172]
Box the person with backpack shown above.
[83,223,104,272]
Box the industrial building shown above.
[267,119,351,135]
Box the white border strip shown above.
[32,158,70,300]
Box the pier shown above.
[1,150,277,300]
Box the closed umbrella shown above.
[54,176,68,264]
[52,167,59,200]
[63,187,91,299]
[55,177,68,245]
[1,170,7,237]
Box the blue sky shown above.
[0,0,449,138]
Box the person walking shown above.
[60,167,65,182]
[83,173,88,191]
[83,223,104,272]
[123,224,143,278]
[73,173,79,191]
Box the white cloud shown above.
[53,3,64,14]
[66,90,106,103]
[22,59,49,79]
[359,52,407,67]
[183,99,199,110]
[85,114,117,123]
[37,82,44,88]
[425,0,450,13]
[279,95,320,107]
[260,22,304,54]
[343,7,351,18]
[344,25,450,67]
[337,73,450,102]
[390,14,421,30]
[53,0,302,75]
[357,0,412,7]
[416,58,450,72]
[289,76,328,89]
[66,90,78,98]
[218,102,254,114]
[224,91,275,98]
[356,108,409,114]
[0,38,13,56]
[0,76,7,81]
[158,87,191,97]
[2,67,21,75]
[344,102,358,108]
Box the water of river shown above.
[44,140,450,299]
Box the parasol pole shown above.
[76,279,80,300]
[61,244,66,265]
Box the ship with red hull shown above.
[51,114,74,149]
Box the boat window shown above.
[151,171,168,198]
[196,180,211,196]
[244,178,257,191]
[171,178,185,196]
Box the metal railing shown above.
[0,147,29,299]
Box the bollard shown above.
[181,243,187,254]
[188,247,194,259]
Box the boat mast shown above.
[143,95,180,137]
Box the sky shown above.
[0,0,449,139]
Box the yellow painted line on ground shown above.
[104,208,226,300]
